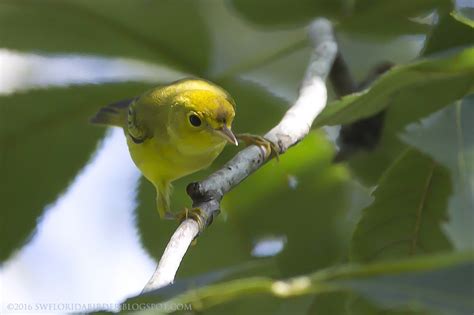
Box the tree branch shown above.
[142,18,337,293]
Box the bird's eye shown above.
[189,114,201,127]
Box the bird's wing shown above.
[90,97,153,144]
[126,100,154,144]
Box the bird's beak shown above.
[215,125,238,146]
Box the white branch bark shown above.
[142,219,199,292]
[142,18,337,293]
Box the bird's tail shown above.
[89,98,135,127]
[156,182,173,219]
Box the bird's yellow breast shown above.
[127,133,226,186]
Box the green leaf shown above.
[336,258,472,315]
[0,83,153,262]
[0,0,313,79]
[422,12,474,56]
[142,260,278,301]
[309,291,432,315]
[342,132,407,186]
[338,0,445,37]
[332,11,474,187]
[219,78,288,134]
[123,252,474,314]
[230,0,449,37]
[401,97,474,249]
[0,0,210,73]
[314,47,474,128]
[229,0,345,28]
[201,0,307,80]
[457,7,474,23]
[451,11,474,28]
[351,149,452,263]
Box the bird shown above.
[90,78,242,222]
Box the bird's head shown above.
[165,80,238,153]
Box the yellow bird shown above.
[91,78,240,220]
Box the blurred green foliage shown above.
[122,252,473,315]
[401,97,474,250]
[0,83,153,260]
[0,0,473,314]
[351,149,452,262]
[230,0,450,36]
[314,47,474,127]
[334,10,474,186]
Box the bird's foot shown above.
[237,133,280,160]
[174,207,208,231]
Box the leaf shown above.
[91,261,281,315]
[422,12,474,56]
[0,0,314,81]
[341,131,407,186]
[238,46,312,102]
[451,11,474,28]
[309,291,431,315]
[0,0,210,73]
[218,78,288,134]
[338,0,444,37]
[457,7,474,23]
[351,149,452,263]
[314,47,474,127]
[140,260,278,301]
[0,83,153,262]
[330,10,474,186]
[229,0,345,28]
[123,252,474,314]
[336,258,473,315]
[401,97,474,249]
[201,0,307,79]
[230,0,449,37]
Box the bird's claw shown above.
[236,133,280,160]
[174,207,208,231]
